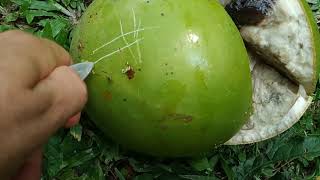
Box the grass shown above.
[1,0,320,179]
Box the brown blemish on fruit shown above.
[160,125,168,130]
[78,41,84,52]
[122,64,135,80]
[101,72,112,82]
[106,76,112,83]
[126,68,135,80]
[103,91,112,101]
[164,113,193,123]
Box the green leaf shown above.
[10,0,29,6]
[261,164,276,177]
[156,163,173,173]
[62,0,72,7]
[220,157,235,180]
[55,27,70,48]
[133,174,154,180]
[208,155,219,170]
[0,24,15,32]
[58,169,77,180]
[0,0,11,6]
[87,160,105,180]
[189,157,211,171]
[115,168,126,180]
[44,134,68,177]
[24,10,57,24]
[129,158,154,173]
[40,21,53,39]
[70,124,83,142]
[157,174,182,180]
[52,2,75,18]
[29,0,57,11]
[303,136,320,160]
[179,175,219,180]
[64,148,99,168]
[4,12,19,23]
[101,145,124,164]
[238,152,246,162]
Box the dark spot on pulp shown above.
[299,43,304,49]
[225,0,275,26]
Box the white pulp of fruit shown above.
[240,0,314,92]
[218,0,232,7]
[225,52,312,145]
[220,0,317,144]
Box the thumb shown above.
[31,66,87,142]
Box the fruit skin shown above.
[70,0,252,157]
[300,0,320,92]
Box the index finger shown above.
[0,30,72,88]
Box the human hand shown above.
[0,30,88,179]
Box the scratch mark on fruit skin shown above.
[91,12,161,66]
[94,38,144,64]
[120,19,137,63]
[136,19,143,63]
[132,8,137,39]
[91,27,158,54]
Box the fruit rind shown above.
[224,0,319,145]
[70,0,253,157]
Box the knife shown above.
[70,61,94,80]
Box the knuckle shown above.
[45,40,72,65]
[2,30,42,50]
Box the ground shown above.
[1,0,320,179]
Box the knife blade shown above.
[70,61,94,80]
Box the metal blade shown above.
[70,61,94,80]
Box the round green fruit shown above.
[70,0,252,157]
